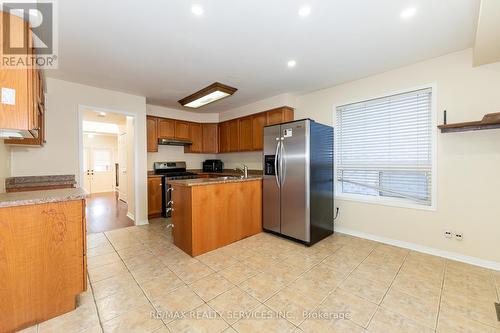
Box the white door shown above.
[83,147,115,194]
[117,133,128,202]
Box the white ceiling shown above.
[48,0,480,113]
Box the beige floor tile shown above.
[160,250,199,268]
[319,288,377,328]
[87,252,122,269]
[219,262,260,284]
[116,243,153,260]
[151,326,170,333]
[151,285,204,321]
[352,262,399,285]
[139,271,186,300]
[166,304,229,333]
[208,287,261,325]
[238,272,286,302]
[123,253,163,271]
[88,261,129,283]
[87,233,109,249]
[39,302,100,333]
[169,261,215,284]
[444,273,498,301]
[287,274,334,304]
[96,286,151,323]
[440,290,500,329]
[300,316,365,333]
[320,253,364,275]
[92,272,139,300]
[400,260,444,284]
[87,243,116,257]
[131,262,174,284]
[367,307,434,333]
[102,304,163,333]
[437,306,500,333]
[391,270,442,301]
[340,271,390,304]
[196,251,239,272]
[381,287,439,329]
[189,273,234,301]
[282,253,323,270]
[80,325,103,333]
[17,324,37,333]
[265,287,319,326]
[232,305,297,333]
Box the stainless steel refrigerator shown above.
[263,119,334,245]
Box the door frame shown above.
[77,105,139,223]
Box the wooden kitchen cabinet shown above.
[0,12,41,139]
[185,122,203,153]
[218,121,230,153]
[147,177,163,218]
[175,121,190,140]
[202,123,218,153]
[228,119,239,152]
[238,116,253,151]
[158,118,175,139]
[0,198,87,333]
[147,116,158,152]
[251,112,267,150]
[266,106,294,126]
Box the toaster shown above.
[203,159,223,173]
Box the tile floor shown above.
[21,218,500,333]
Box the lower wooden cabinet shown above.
[0,199,86,333]
[147,177,162,218]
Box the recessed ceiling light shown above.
[98,112,106,117]
[400,7,417,19]
[298,5,311,17]
[287,60,297,68]
[191,4,204,16]
[179,82,238,109]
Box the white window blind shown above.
[336,88,433,206]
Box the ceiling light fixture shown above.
[298,5,311,17]
[287,60,297,68]
[98,112,106,117]
[191,4,204,16]
[400,7,417,19]
[179,82,238,109]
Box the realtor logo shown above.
[1,0,58,68]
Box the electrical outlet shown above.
[444,230,453,239]
[455,232,463,241]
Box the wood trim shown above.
[178,82,237,107]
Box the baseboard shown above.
[335,225,500,271]
[126,212,135,221]
[136,219,149,226]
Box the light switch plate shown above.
[1,87,16,105]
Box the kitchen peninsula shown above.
[169,176,262,256]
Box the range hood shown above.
[0,128,38,139]
[158,138,192,146]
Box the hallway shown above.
[86,192,134,233]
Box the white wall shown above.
[10,78,149,225]
[147,104,219,123]
[209,49,500,266]
[0,140,11,193]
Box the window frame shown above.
[333,83,438,211]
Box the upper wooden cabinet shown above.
[266,106,294,126]
[238,116,253,151]
[228,119,239,152]
[145,106,293,154]
[147,116,158,152]
[251,112,267,151]
[175,121,190,140]
[185,123,202,153]
[158,118,175,138]
[218,121,230,153]
[202,123,218,153]
[0,12,42,139]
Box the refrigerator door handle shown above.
[280,139,286,186]
[274,140,281,188]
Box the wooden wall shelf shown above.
[438,112,500,133]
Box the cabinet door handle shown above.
[167,200,173,207]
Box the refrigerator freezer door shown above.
[280,120,310,242]
[263,125,282,233]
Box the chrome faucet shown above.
[235,164,249,178]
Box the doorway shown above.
[80,108,135,233]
